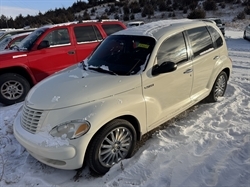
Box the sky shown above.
[0,0,80,18]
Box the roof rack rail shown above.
[0,28,16,31]
[42,19,120,28]
[81,19,119,23]
[45,21,79,28]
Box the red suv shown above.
[0,20,126,105]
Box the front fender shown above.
[41,86,147,146]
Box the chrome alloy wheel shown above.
[1,80,24,100]
[98,127,132,167]
[214,74,226,99]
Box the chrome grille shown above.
[21,105,43,134]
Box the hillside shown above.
[74,0,250,30]
[0,0,250,30]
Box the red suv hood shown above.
[0,50,27,60]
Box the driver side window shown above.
[43,28,70,47]
[157,32,188,65]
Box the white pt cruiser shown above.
[14,19,232,175]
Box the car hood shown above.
[25,64,142,110]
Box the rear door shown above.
[27,27,77,82]
[73,24,103,62]
[187,26,220,102]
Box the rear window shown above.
[74,25,102,43]
[187,27,214,58]
[207,26,223,48]
[101,24,124,36]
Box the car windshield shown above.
[0,37,11,50]
[129,23,140,27]
[85,35,156,75]
[214,19,222,24]
[17,27,48,50]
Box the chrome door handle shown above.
[213,56,219,60]
[183,69,193,74]
[68,50,75,55]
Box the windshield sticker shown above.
[137,43,149,49]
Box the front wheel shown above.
[0,73,30,105]
[206,71,228,103]
[86,119,137,175]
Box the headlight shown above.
[49,119,90,140]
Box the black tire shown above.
[0,73,30,105]
[87,119,137,175]
[243,31,247,40]
[206,71,228,103]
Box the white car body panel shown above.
[13,19,232,170]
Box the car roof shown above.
[3,28,36,33]
[128,21,144,24]
[207,17,221,20]
[202,19,216,24]
[113,19,207,40]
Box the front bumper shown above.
[13,112,86,170]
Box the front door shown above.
[142,32,193,130]
[28,28,77,82]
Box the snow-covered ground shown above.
[0,29,249,187]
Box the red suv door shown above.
[28,27,77,82]
[73,24,104,62]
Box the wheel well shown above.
[222,68,230,81]
[0,67,34,87]
[93,115,141,142]
[84,115,141,166]
[114,115,141,141]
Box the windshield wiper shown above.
[88,66,117,75]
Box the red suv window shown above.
[101,24,125,36]
[74,26,101,43]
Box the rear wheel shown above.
[0,73,30,105]
[87,119,137,175]
[206,71,228,103]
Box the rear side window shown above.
[157,32,188,65]
[101,24,124,36]
[207,26,223,48]
[74,25,101,43]
[187,27,214,58]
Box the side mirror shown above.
[37,40,50,50]
[152,61,177,76]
